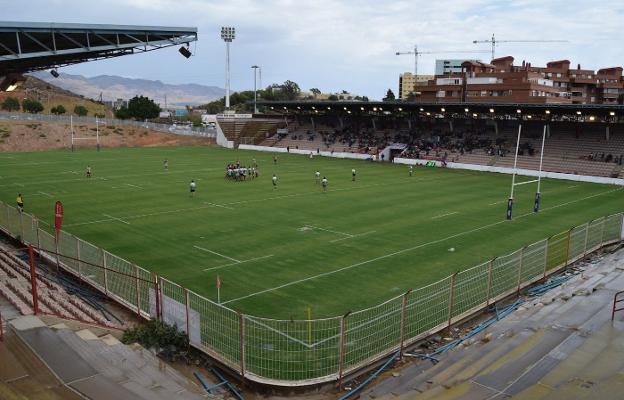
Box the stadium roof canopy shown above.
[0,21,197,75]
[258,100,624,118]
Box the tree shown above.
[327,94,339,101]
[281,80,301,100]
[1,96,20,111]
[115,106,131,119]
[22,99,44,114]
[383,89,396,102]
[94,112,105,119]
[74,105,88,116]
[126,95,160,120]
[50,105,66,115]
[310,88,321,98]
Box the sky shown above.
[3,0,624,100]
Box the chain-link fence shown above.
[0,111,216,138]
[0,199,621,386]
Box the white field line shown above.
[38,191,53,198]
[245,316,313,348]
[203,255,274,271]
[222,187,623,305]
[306,225,352,237]
[102,213,130,225]
[193,245,240,263]
[329,231,376,243]
[568,185,579,189]
[431,211,459,220]
[489,200,507,206]
[125,183,143,189]
[204,202,234,210]
[13,183,24,187]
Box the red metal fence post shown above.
[28,245,38,315]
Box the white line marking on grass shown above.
[102,213,130,225]
[38,191,53,198]
[222,187,623,305]
[306,225,352,237]
[13,183,24,187]
[193,245,240,263]
[203,255,274,271]
[568,185,578,189]
[125,183,142,189]
[488,200,506,206]
[514,179,539,186]
[204,202,234,210]
[329,231,376,243]
[431,211,459,219]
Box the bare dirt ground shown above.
[0,120,214,152]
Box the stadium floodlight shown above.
[327,106,331,110]
[426,112,431,116]
[610,111,616,116]
[464,108,469,112]
[516,109,521,114]
[297,106,301,110]
[50,68,59,78]
[360,106,365,111]
[589,116,595,121]
[343,106,347,110]
[379,107,383,111]
[251,65,259,113]
[441,107,446,112]
[373,107,378,111]
[398,107,403,111]
[221,27,236,109]
[489,108,495,113]
[419,107,424,111]
[179,45,192,58]
[545,110,551,114]
[576,110,582,115]
[472,113,478,117]
[347,110,352,114]
[527,115,532,119]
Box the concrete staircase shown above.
[359,247,624,399]
[8,316,209,400]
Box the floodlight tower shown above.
[221,27,236,110]
[252,65,259,114]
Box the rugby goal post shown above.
[70,115,101,152]
[507,123,547,220]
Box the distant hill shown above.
[31,72,225,107]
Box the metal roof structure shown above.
[0,21,198,75]
[258,100,624,120]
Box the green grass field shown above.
[1,146,622,319]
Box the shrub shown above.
[121,320,188,350]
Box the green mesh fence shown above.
[0,201,620,385]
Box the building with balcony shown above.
[415,56,624,105]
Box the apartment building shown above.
[416,56,624,104]
[398,72,434,99]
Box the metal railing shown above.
[612,290,624,321]
[0,111,216,138]
[0,200,621,386]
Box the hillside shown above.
[31,71,225,106]
[0,120,214,152]
[0,76,112,117]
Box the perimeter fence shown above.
[0,200,621,386]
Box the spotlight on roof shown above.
[314,109,318,113]
[50,68,59,78]
[178,45,192,58]
[297,106,301,110]
[441,107,446,112]
[464,108,469,112]
[589,116,595,121]
[347,110,352,114]
[311,106,316,110]
[576,110,582,115]
[545,110,551,114]
[327,106,331,110]
[419,107,424,112]
[373,107,378,111]
[472,113,478,117]
[527,115,532,119]
[516,109,521,114]
[343,107,347,110]
[426,112,431,116]
[283,106,287,110]
[398,107,403,111]
[270,106,274,110]
[610,111,616,116]
[360,106,365,111]
[489,108,495,113]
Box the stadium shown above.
[1,11,624,400]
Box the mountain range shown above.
[31,71,225,107]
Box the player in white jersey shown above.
[409,165,413,176]
[272,174,278,189]
[321,177,328,192]
[189,180,196,197]
[164,159,169,171]
[315,170,321,184]
[86,165,92,178]
[352,168,356,182]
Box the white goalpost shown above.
[506,123,548,220]
[70,115,101,152]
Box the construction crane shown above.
[473,34,569,60]
[395,45,489,77]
